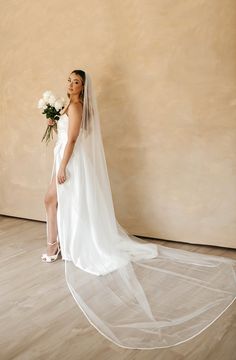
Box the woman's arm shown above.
[57,103,82,184]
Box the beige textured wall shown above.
[1,1,236,248]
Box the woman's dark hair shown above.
[67,69,86,104]
[67,69,93,136]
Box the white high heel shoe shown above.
[41,240,61,262]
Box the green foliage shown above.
[42,104,61,121]
[41,104,61,145]
[41,122,58,145]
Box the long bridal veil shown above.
[63,71,236,349]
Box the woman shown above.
[42,70,84,261]
[41,70,236,349]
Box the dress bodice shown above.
[57,113,69,144]
[54,113,82,156]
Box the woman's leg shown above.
[44,174,59,256]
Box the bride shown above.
[41,69,236,349]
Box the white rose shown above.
[48,94,57,106]
[37,98,47,109]
[42,90,53,102]
[54,98,64,111]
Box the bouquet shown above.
[37,90,66,144]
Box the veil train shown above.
[54,71,236,349]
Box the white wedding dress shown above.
[48,72,236,349]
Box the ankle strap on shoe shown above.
[47,241,57,245]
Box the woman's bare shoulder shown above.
[68,102,83,119]
[60,100,82,116]
[60,101,70,115]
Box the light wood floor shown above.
[1,214,236,360]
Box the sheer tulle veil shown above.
[63,71,236,349]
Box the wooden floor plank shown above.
[1,215,236,360]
